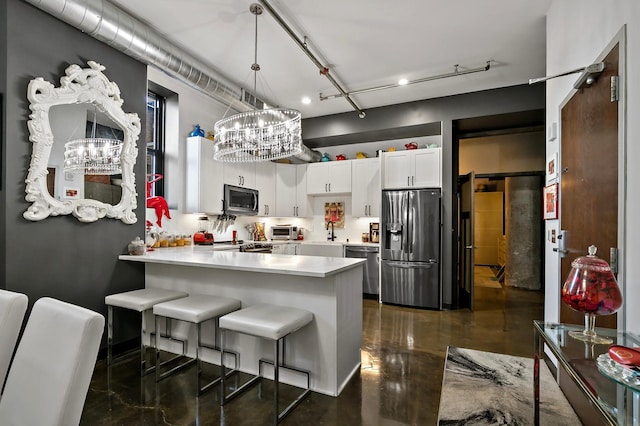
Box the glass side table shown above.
[534,321,640,426]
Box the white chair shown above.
[0,289,28,393]
[0,297,104,426]
[220,303,313,425]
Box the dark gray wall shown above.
[2,0,146,347]
[302,84,545,307]
[1,0,8,289]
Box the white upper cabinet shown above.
[275,163,311,217]
[254,162,276,216]
[223,162,255,188]
[306,161,352,194]
[413,149,441,187]
[185,136,224,214]
[295,164,311,217]
[352,158,381,217]
[383,148,441,189]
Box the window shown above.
[146,90,165,197]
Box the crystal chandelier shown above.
[64,110,123,175]
[213,3,303,163]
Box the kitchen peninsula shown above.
[119,247,365,396]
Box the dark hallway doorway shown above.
[452,110,546,310]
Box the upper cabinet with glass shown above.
[24,61,140,223]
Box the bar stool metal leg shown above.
[273,339,279,426]
[107,305,113,366]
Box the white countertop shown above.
[270,240,379,248]
[119,246,365,278]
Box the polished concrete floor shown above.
[81,283,544,425]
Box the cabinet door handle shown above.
[325,183,328,192]
[407,176,410,186]
[412,176,415,185]
[329,183,331,192]
[293,206,296,216]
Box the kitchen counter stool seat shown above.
[220,303,313,425]
[153,295,241,395]
[105,288,188,376]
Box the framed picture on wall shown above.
[543,183,558,220]
[546,152,558,182]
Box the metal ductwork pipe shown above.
[24,0,321,162]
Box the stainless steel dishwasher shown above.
[345,245,379,297]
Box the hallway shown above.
[81,285,544,425]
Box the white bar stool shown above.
[152,294,241,395]
[105,288,188,376]
[219,303,313,425]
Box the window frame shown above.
[146,90,166,198]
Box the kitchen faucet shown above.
[326,220,336,241]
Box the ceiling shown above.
[110,0,552,119]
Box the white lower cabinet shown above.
[272,243,299,255]
[185,136,224,214]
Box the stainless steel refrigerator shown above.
[381,188,441,309]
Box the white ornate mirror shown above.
[24,61,140,223]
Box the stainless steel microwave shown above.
[223,184,258,216]
[271,225,298,240]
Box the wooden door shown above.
[560,45,619,328]
[458,172,475,310]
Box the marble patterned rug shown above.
[437,347,581,425]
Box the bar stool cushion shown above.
[153,295,241,323]
[220,304,313,341]
[105,288,188,312]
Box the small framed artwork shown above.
[546,153,558,182]
[543,183,558,220]
[324,202,345,228]
[64,187,80,199]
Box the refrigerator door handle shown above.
[406,192,413,256]
[386,261,435,269]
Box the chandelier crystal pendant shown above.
[64,110,123,175]
[213,3,302,163]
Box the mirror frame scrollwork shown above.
[24,61,140,223]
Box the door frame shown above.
[556,26,628,332]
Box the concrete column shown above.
[505,176,542,290]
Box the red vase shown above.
[561,245,622,344]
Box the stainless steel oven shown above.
[223,184,258,216]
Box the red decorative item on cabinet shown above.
[404,142,418,150]
[335,154,346,161]
[561,245,622,344]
